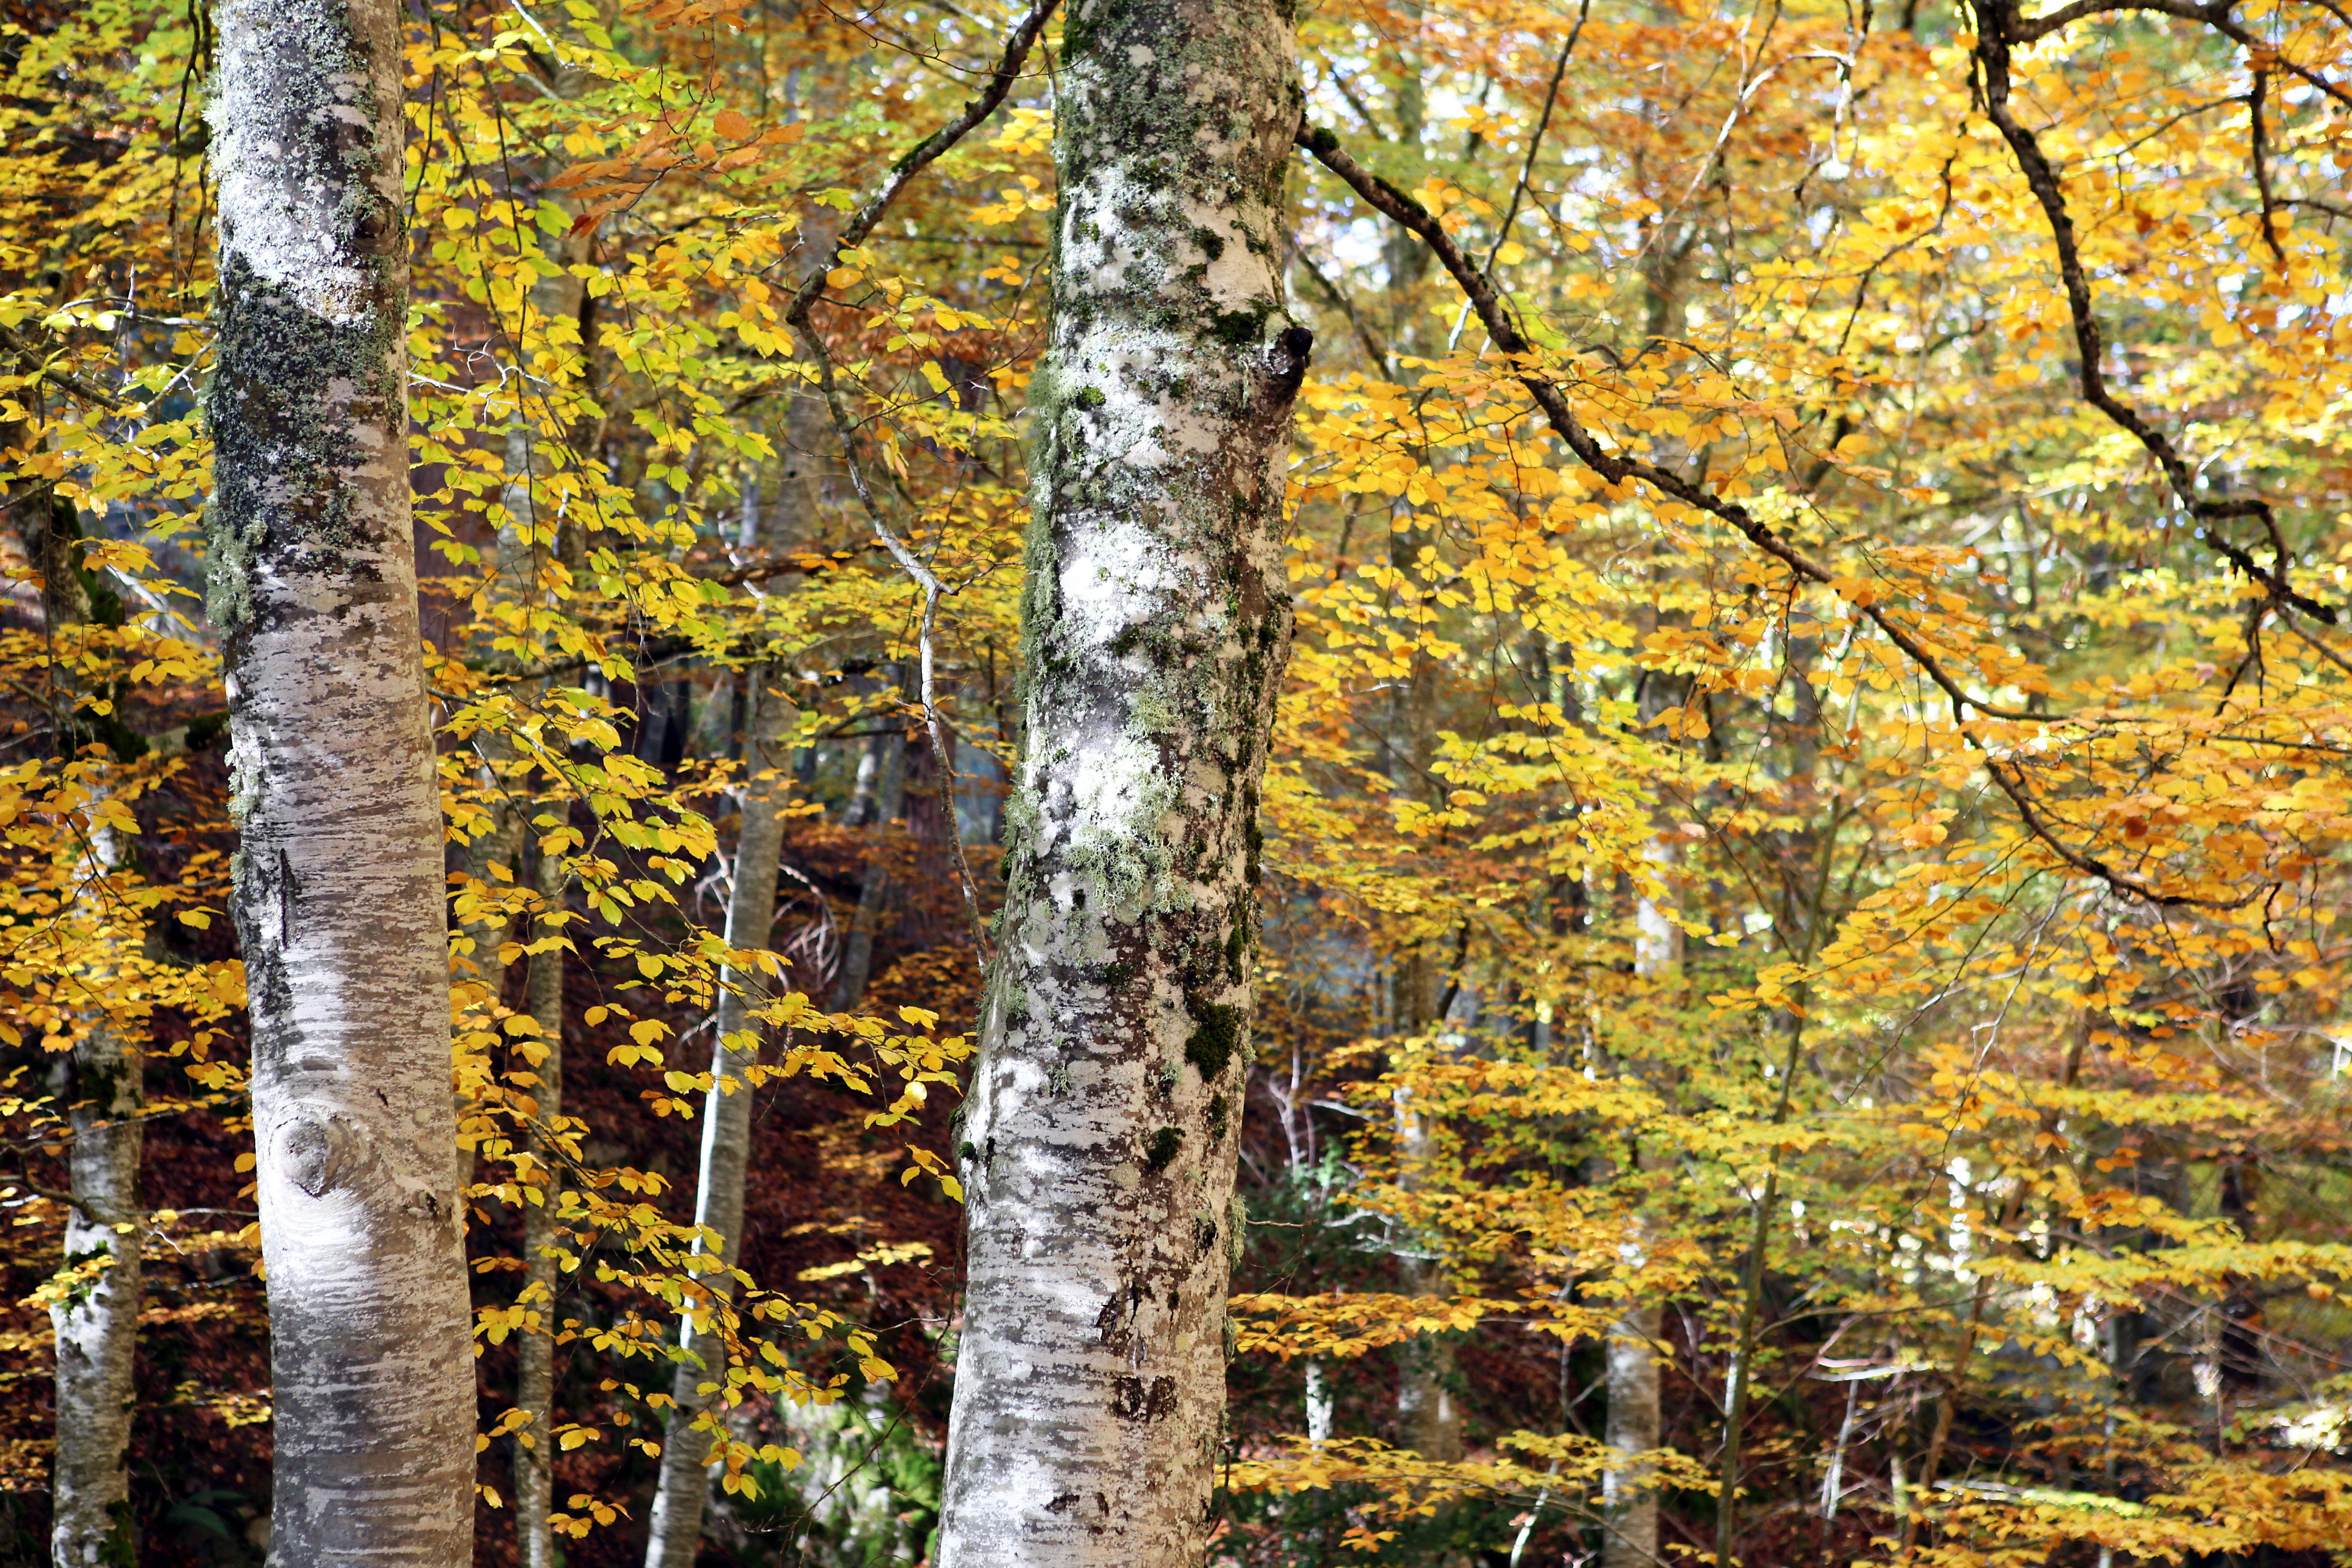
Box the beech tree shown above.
[204,0,475,1560]
[934,0,1312,1555]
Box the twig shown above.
[0,321,126,412]
[1444,0,1591,353]
[2246,67,2285,266]
[1971,0,2335,624]
[1295,121,2267,910]
[768,0,1060,967]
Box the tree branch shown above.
[1295,120,2266,910]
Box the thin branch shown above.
[1444,0,1590,352]
[780,0,1061,328]
[2011,0,2352,110]
[2247,67,2285,265]
[1296,121,2270,910]
[1970,0,2337,623]
[768,0,1060,967]
[0,321,126,412]
[1295,121,2041,725]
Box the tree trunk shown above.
[934,0,1311,1556]
[1393,977,1463,1473]
[51,1016,142,1568]
[829,728,907,1011]
[1602,843,1680,1568]
[641,672,794,1568]
[513,828,570,1568]
[205,0,476,1560]
[498,165,593,1568]
[13,432,148,1567]
[640,356,822,1568]
[1600,1299,1663,1568]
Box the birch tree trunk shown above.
[51,1016,142,1568]
[641,672,793,1567]
[935,0,1312,1555]
[204,0,475,1560]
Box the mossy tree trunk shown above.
[934,0,1312,1556]
[204,0,475,1560]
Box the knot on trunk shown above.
[276,1112,369,1198]
[1264,325,1314,396]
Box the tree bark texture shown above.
[204,0,476,1560]
[641,672,794,1568]
[51,1016,142,1568]
[935,0,1310,1557]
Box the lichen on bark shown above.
[936,0,1312,1559]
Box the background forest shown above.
[4,0,2352,1562]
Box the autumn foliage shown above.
[5,0,2352,1560]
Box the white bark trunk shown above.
[1304,1360,1333,1445]
[50,1019,142,1568]
[25,475,148,1568]
[1600,1298,1662,1568]
[1602,845,1680,1568]
[641,672,794,1568]
[514,832,568,1568]
[935,0,1310,1557]
[204,1,476,1560]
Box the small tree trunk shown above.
[1602,846,1680,1568]
[498,183,592,1568]
[1392,974,1463,1473]
[641,671,794,1568]
[205,0,475,1560]
[934,0,1311,1555]
[641,351,820,1568]
[828,729,907,1011]
[51,1019,142,1568]
[1600,1298,1663,1568]
[513,829,570,1568]
[15,439,147,1568]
